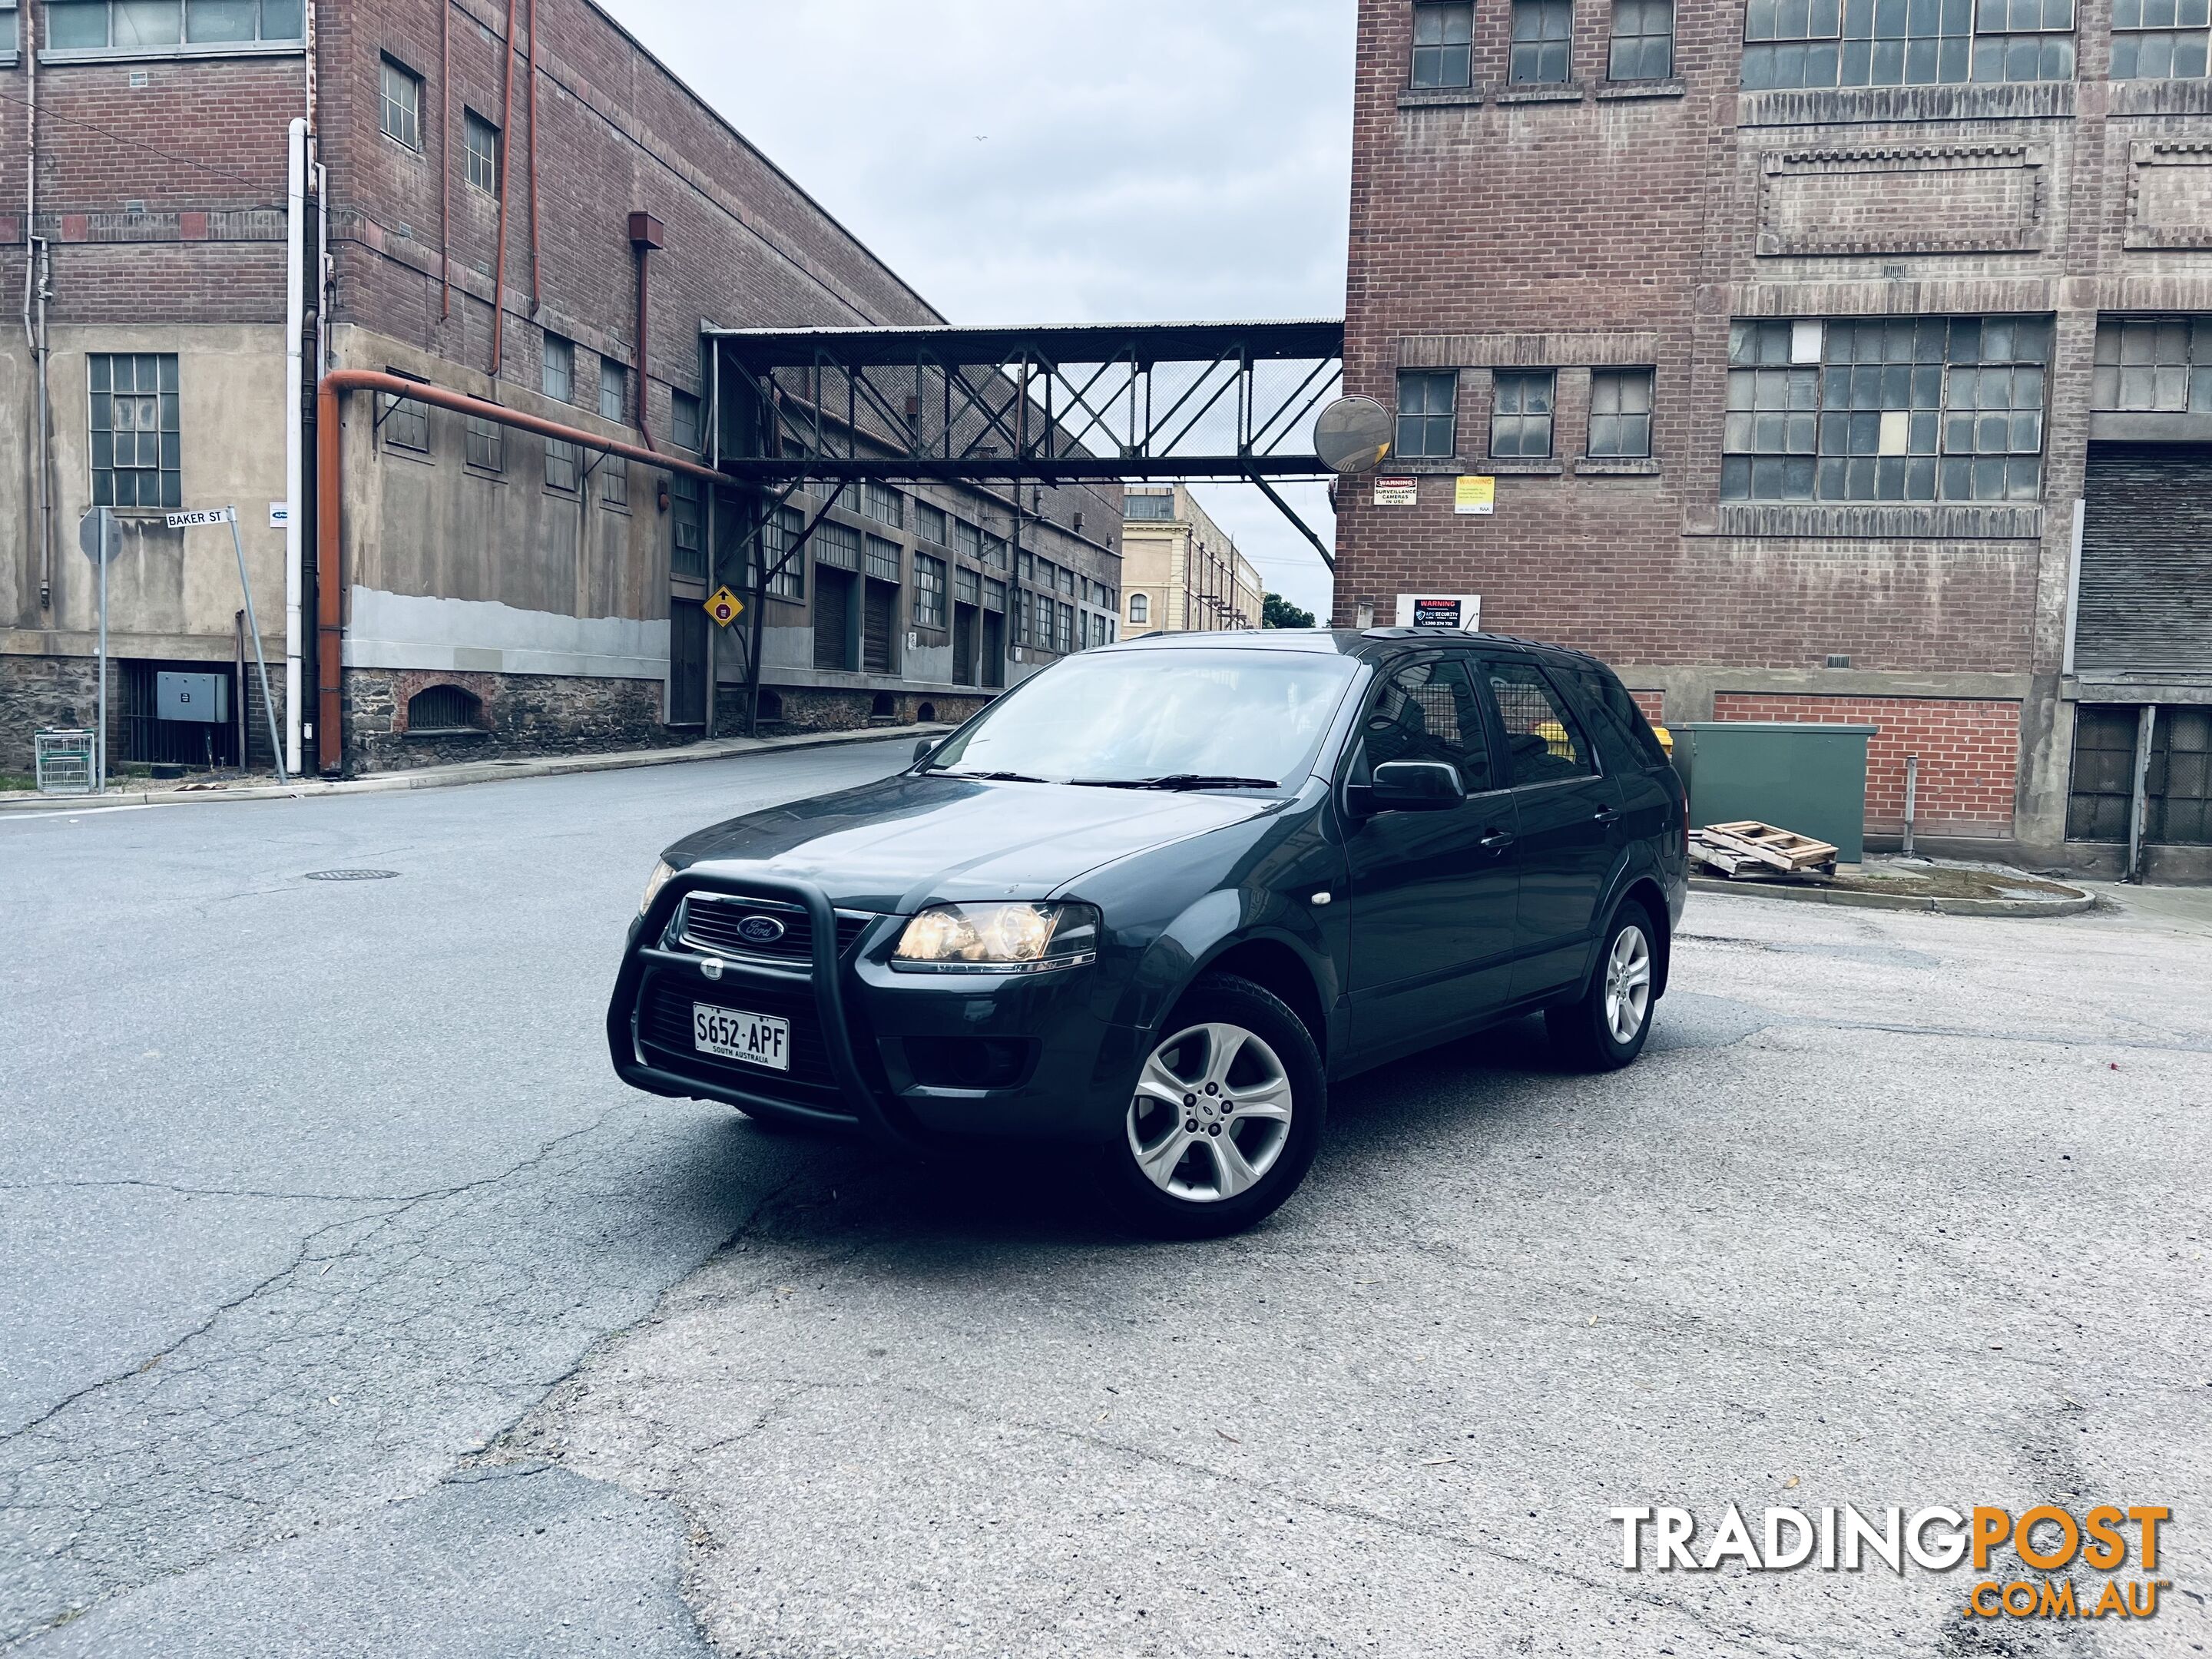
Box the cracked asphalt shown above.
[5,741,2210,1657]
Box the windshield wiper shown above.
[1073,774,1280,792]
[933,768,1048,783]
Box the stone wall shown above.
[718,686,993,735]
[343,667,681,775]
[0,656,102,774]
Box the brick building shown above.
[1,0,1118,780]
[1120,485,1263,637]
[1339,0,2212,878]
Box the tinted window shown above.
[1486,660,1597,786]
[925,649,1359,790]
[1563,664,1671,770]
[1363,656,1495,793]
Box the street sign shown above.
[166,508,237,528]
[1314,396,1394,475]
[78,506,121,565]
[704,587,744,628]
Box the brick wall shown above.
[1710,694,2023,837]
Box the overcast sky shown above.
[602,0,1355,621]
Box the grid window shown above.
[2112,0,2210,77]
[983,532,1009,569]
[952,518,982,561]
[915,553,948,628]
[765,505,806,600]
[542,333,573,402]
[1588,368,1654,456]
[601,456,628,509]
[465,414,503,472]
[1058,565,1077,596]
[1511,0,1575,80]
[46,0,304,48]
[915,502,947,543]
[1130,593,1151,624]
[379,56,422,151]
[599,358,627,423]
[379,373,429,452]
[863,482,904,528]
[1395,370,1459,459]
[545,439,578,493]
[1609,0,1675,75]
[1124,492,1177,520]
[1057,602,1075,654]
[816,520,860,573]
[954,565,982,607]
[89,353,179,509]
[1491,371,1556,458]
[465,110,498,197]
[864,535,902,584]
[1412,1,1475,86]
[2,4,15,57]
[671,478,705,579]
[1722,316,2050,503]
[2092,316,2212,412]
[671,390,702,452]
[1743,0,2073,88]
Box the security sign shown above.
[704,587,744,628]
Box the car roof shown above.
[1103,628,1604,668]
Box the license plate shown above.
[693,1004,792,1072]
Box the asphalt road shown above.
[2,744,2208,1657]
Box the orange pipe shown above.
[526,0,541,313]
[438,0,449,319]
[488,0,517,375]
[313,369,723,776]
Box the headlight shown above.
[892,902,1100,972]
[639,859,678,917]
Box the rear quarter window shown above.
[1562,664,1671,771]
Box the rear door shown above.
[1481,654,1624,999]
[1343,651,1521,1061]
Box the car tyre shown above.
[1101,972,1327,1240]
[1547,900,1659,1072]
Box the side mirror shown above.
[913,739,940,764]
[1369,760,1465,813]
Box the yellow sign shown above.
[704,587,744,628]
[1454,475,1495,516]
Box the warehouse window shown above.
[599,358,627,423]
[1124,492,1177,520]
[91,353,180,508]
[45,0,304,50]
[1609,0,1675,76]
[1491,371,1556,458]
[2112,0,2210,76]
[379,369,429,453]
[1723,316,2049,502]
[816,519,860,572]
[1057,601,1075,654]
[1588,369,1654,456]
[1511,0,1575,81]
[671,390,702,452]
[1395,370,1459,459]
[1411,1,1475,86]
[915,553,948,628]
[2092,316,2212,410]
[544,439,578,493]
[379,55,422,150]
[915,502,947,543]
[1740,0,2073,89]
[864,535,902,584]
[863,482,904,529]
[406,684,482,734]
[765,506,806,600]
[1129,593,1150,624]
[601,457,628,510]
[952,518,982,561]
[542,333,573,402]
[464,110,498,197]
[465,415,502,473]
[2,2,18,60]
[983,532,1009,569]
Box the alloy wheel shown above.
[1604,923,1654,1047]
[1125,1022,1296,1204]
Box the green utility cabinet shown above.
[1672,721,1877,864]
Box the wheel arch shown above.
[1184,935,1332,1063]
[1615,874,1674,998]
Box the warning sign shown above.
[1395,594,1482,631]
[1453,476,1495,515]
[1372,475,1418,507]
[704,587,744,628]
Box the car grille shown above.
[674,895,872,965]
[637,970,849,1111]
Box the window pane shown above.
[114,2,181,46]
[187,1,258,42]
[465,112,500,195]
[260,0,304,38]
[48,3,110,47]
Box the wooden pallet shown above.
[1689,820,1839,881]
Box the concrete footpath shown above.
[0,723,949,814]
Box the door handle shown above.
[1479,829,1516,854]
[1593,806,1619,825]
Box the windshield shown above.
[924,649,1359,790]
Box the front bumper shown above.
[606,872,1136,1151]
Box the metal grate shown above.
[674,896,869,964]
[35,730,97,796]
[305,869,401,882]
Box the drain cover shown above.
[304,869,400,882]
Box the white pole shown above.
[283,117,307,777]
[97,512,109,794]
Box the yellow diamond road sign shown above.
[704,587,743,628]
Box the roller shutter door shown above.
[2077,444,2212,674]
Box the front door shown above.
[1343,653,1521,1063]
[668,598,708,728]
[1481,656,1624,998]
[813,569,853,671]
[953,602,979,685]
[981,610,1005,688]
[863,579,897,674]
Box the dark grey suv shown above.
[608,628,1687,1236]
